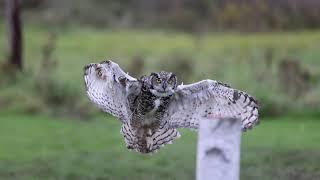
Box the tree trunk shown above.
[196,117,241,180]
[6,0,23,70]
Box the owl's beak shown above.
[162,83,167,90]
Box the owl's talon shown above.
[127,145,134,149]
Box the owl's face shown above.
[149,71,177,97]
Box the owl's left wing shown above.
[84,60,138,123]
[165,80,260,131]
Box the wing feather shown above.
[83,60,138,123]
[166,80,260,131]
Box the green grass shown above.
[1,25,320,85]
[1,24,320,116]
[0,113,319,180]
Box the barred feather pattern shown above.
[166,80,260,131]
[121,121,180,153]
[84,61,137,123]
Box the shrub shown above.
[158,53,194,84]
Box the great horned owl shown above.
[84,60,260,153]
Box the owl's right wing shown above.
[165,80,260,131]
[83,60,138,123]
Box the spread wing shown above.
[83,60,138,123]
[165,80,260,131]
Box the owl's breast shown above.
[141,98,161,125]
[131,92,171,128]
[147,98,161,115]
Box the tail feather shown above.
[120,122,180,153]
[151,127,180,151]
[120,123,137,149]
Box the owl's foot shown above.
[146,136,153,152]
[126,145,134,150]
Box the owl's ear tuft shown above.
[139,75,147,81]
[151,72,158,77]
[170,73,177,82]
[170,73,176,78]
[169,73,178,88]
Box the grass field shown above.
[1,25,320,84]
[1,25,320,115]
[0,113,319,180]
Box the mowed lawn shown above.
[0,113,319,180]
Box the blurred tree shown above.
[6,0,23,71]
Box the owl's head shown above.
[149,71,177,97]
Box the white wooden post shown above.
[196,117,241,180]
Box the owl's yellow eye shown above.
[167,79,173,84]
[156,79,161,83]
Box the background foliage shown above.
[1,0,320,32]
